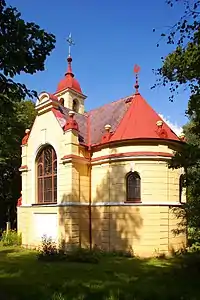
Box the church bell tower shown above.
[54,34,86,114]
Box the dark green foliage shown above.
[0,1,55,229]
[0,100,36,229]
[0,0,55,100]
[172,247,200,273]
[154,1,200,246]
[65,247,100,264]
[93,245,134,258]
[38,237,134,264]
[37,236,100,264]
[152,0,200,101]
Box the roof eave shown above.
[54,87,87,98]
[90,137,185,151]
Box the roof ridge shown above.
[109,95,135,141]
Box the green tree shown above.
[0,100,36,229]
[154,0,200,243]
[170,121,200,243]
[0,0,56,228]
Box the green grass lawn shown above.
[0,247,199,300]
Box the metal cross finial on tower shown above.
[133,64,141,94]
[67,33,75,57]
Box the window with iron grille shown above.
[37,145,57,204]
[126,171,141,202]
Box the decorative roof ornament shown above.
[64,110,79,132]
[133,64,140,94]
[101,124,113,143]
[21,128,30,145]
[179,133,186,142]
[56,33,82,94]
[66,33,75,57]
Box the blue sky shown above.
[8,0,189,128]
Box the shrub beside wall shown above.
[0,230,22,246]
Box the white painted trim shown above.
[60,158,72,164]
[36,99,59,112]
[92,201,182,206]
[20,201,182,208]
[91,156,172,165]
[54,87,87,99]
[19,168,29,173]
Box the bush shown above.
[1,230,22,246]
[93,244,134,258]
[65,246,100,264]
[38,237,100,263]
[37,236,64,262]
[38,237,134,263]
[179,252,200,272]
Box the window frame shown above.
[125,171,141,203]
[36,145,57,204]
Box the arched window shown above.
[179,174,184,203]
[37,145,57,204]
[126,171,141,202]
[72,99,79,113]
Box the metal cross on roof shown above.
[133,64,141,94]
[67,33,75,57]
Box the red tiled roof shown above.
[88,96,133,144]
[52,93,180,147]
[52,107,87,144]
[109,93,180,142]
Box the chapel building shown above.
[17,51,186,257]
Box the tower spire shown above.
[133,64,140,94]
[65,33,75,77]
[66,33,75,57]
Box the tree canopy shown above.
[0,0,55,100]
[0,0,56,228]
[156,0,200,243]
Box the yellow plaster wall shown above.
[92,143,175,159]
[91,205,186,256]
[19,117,186,256]
[55,89,86,114]
[91,159,181,204]
[168,207,186,251]
[18,206,59,247]
[18,205,90,249]
[18,203,186,256]
[21,109,80,206]
[19,106,90,247]
[58,205,90,248]
[73,163,90,202]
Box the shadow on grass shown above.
[0,248,200,300]
[0,247,21,255]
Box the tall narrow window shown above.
[126,171,141,202]
[179,174,184,203]
[72,99,79,113]
[37,145,57,204]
